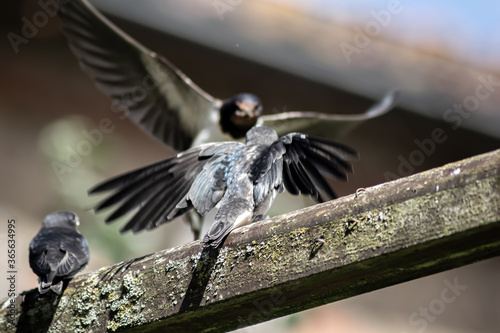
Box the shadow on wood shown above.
[179,248,220,313]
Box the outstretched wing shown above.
[58,0,221,151]
[279,134,358,202]
[257,90,399,139]
[89,143,237,233]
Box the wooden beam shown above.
[1,149,499,333]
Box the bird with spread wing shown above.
[57,0,397,151]
[89,126,357,248]
[57,0,397,238]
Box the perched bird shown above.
[29,211,90,295]
[57,0,398,152]
[58,0,396,239]
[89,126,357,248]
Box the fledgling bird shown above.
[89,126,357,248]
[57,0,398,152]
[29,211,90,295]
[58,0,396,239]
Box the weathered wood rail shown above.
[1,149,499,332]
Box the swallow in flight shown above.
[57,0,398,151]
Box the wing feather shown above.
[89,143,238,233]
[248,142,286,205]
[258,90,399,138]
[58,0,220,151]
[280,134,357,203]
[182,143,244,215]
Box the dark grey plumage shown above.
[57,0,398,152]
[90,126,357,248]
[29,211,90,295]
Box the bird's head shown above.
[42,211,80,229]
[245,126,278,145]
[220,93,263,139]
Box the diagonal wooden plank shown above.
[1,149,499,333]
